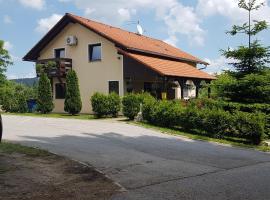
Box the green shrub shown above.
[122,93,141,120]
[151,101,183,127]
[141,94,156,123]
[200,109,232,138]
[64,70,82,115]
[17,93,28,113]
[233,112,265,145]
[91,92,109,118]
[107,93,121,117]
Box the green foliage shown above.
[141,93,156,122]
[64,70,82,115]
[210,70,270,103]
[91,92,109,118]
[122,93,142,120]
[0,81,36,113]
[141,98,266,145]
[17,93,28,113]
[222,0,269,76]
[222,41,270,75]
[107,93,121,117]
[37,73,54,114]
[36,61,57,75]
[90,92,121,118]
[0,40,13,82]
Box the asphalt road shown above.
[3,115,270,200]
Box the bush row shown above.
[189,98,270,136]
[142,99,266,145]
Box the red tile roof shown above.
[119,50,215,80]
[67,13,208,65]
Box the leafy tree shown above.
[37,72,54,114]
[0,40,13,83]
[222,0,270,76]
[64,70,82,115]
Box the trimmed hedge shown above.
[122,93,141,120]
[141,99,266,145]
[91,92,121,118]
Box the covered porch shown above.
[121,51,214,100]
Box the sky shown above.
[1,0,270,79]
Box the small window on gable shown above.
[55,83,66,99]
[54,48,65,58]
[88,43,101,61]
[109,81,119,95]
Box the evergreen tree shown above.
[64,70,82,115]
[37,72,54,114]
[0,40,13,84]
[222,0,270,76]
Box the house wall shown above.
[123,56,161,94]
[38,23,124,113]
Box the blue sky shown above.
[1,0,270,79]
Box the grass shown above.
[0,142,51,157]
[2,112,95,120]
[131,121,270,152]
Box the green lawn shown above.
[2,112,95,120]
[131,121,270,152]
[0,142,51,157]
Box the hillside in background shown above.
[11,77,38,86]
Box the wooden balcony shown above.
[36,58,72,77]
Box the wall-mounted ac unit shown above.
[66,36,78,46]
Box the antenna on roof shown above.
[136,21,144,35]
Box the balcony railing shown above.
[36,58,72,77]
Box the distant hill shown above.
[11,77,39,86]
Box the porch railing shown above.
[36,58,72,77]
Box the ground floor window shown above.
[55,83,66,99]
[109,81,119,95]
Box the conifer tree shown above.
[222,0,270,76]
[64,70,82,115]
[37,72,54,114]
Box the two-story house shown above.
[23,13,215,113]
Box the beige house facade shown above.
[24,13,215,113]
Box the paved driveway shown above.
[2,115,270,200]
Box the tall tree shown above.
[222,0,270,76]
[0,40,13,83]
[37,73,54,114]
[64,70,82,115]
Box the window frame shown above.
[88,43,102,62]
[54,48,66,59]
[55,83,66,99]
[108,80,120,95]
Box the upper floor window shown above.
[54,48,65,58]
[88,43,101,61]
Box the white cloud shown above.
[3,15,12,24]
[3,41,13,51]
[203,56,236,74]
[35,14,63,34]
[197,0,270,23]
[18,0,45,10]
[164,3,205,46]
[67,0,204,47]
[118,8,131,21]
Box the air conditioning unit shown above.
[66,36,78,46]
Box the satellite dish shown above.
[137,22,143,35]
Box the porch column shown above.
[193,80,202,98]
[177,79,186,99]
